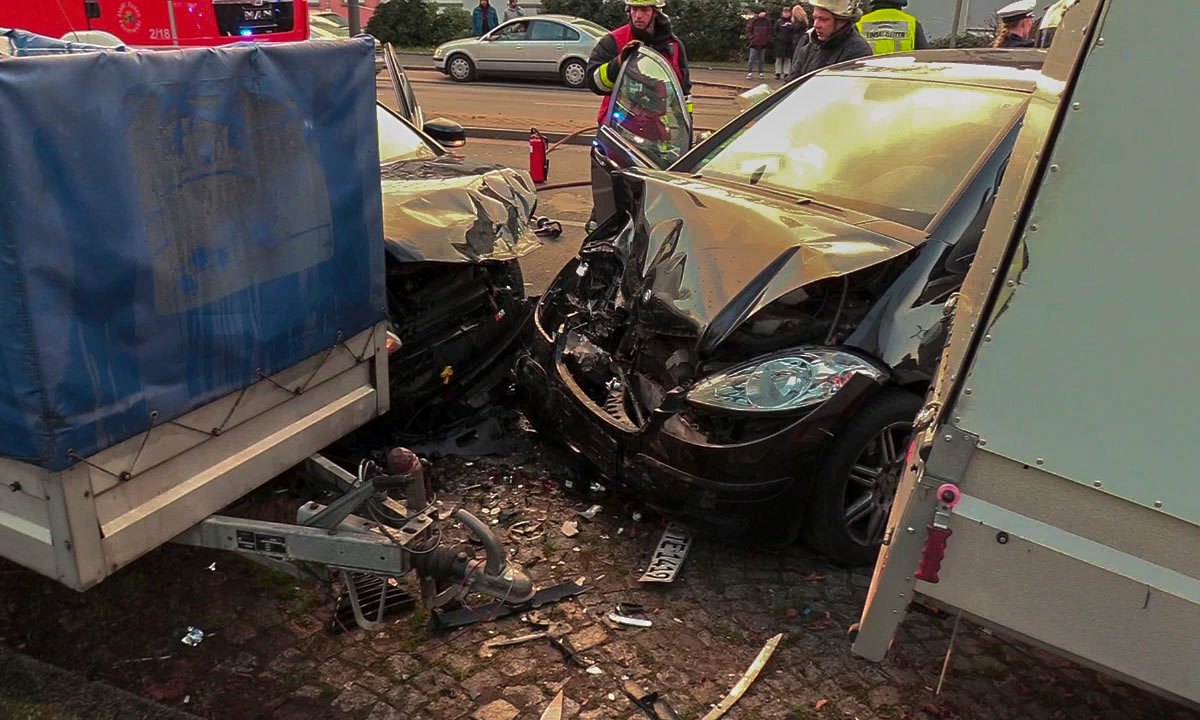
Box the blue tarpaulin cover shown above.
[0,34,385,471]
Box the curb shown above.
[0,645,201,720]
[467,126,593,146]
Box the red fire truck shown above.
[2,0,309,47]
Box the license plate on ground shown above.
[639,522,692,583]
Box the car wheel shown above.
[802,388,923,567]
[448,54,475,83]
[561,59,587,89]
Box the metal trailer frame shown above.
[853,0,1200,709]
[0,323,389,591]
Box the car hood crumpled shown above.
[381,155,540,263]
[619,169,919,355]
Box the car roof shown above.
[533,14,592,23]
[825,49,1046,93]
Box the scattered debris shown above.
[800,571,826,582]
[539,690,566,720]
[623,680,683,720]
[522,611,552,629]
[639,523,693,584]
[815,698,830,710]
[578,504,603,521]
[549,636,587,668]
[700,633,784,720]
[533,216,564,238]
[432,581,591,630]
[806,612,834,632]
[586,665,604,675]
[631,511,644,522]
[561,520,580,538]
[608,612,653,628]
[480,631,550,658]
[180,627,205,647]
[510,520,545,541]
[113,654,173,666]
[205,563,217,572]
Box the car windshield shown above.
[377,104,439,164]
[574,19,610,37]
[690,74,1026,227]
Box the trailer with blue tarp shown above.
[0,31,391,590]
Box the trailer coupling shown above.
[174,448,535,630]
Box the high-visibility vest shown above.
[856,7,918,55]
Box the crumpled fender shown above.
[381,156,540,263]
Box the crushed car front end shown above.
[518,171,915,541]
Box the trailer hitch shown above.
[174,448,535,630]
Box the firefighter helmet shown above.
[809,0,862,20]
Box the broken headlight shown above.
[686,349,886,413]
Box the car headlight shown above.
[687,349,886,413]
[433,46,445,59]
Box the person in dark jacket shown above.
[586,0,692,123]
[786,0,871,82]
[771,7,795,79]
[746,8,772,79]
[992,0,1036,48]
[857,0,929,54]
[472,0,499,36]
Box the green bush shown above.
[929,32,993,49]
[367,0,473,47]
[542,0,627,28]
[434,7,473,44]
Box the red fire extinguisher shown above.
[529,128,549,184]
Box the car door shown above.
[474,20,530,74]
[590,47,692,227]
[524,19,568,76]
[384,43,425,131]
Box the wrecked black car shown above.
[377,48,539,432]
[519,49,1044,565]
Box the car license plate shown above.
[639,522,692,583]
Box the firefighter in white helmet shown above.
[586,0,692,125]
[993,0,1038,48]
[785,0,872,82]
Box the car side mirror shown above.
[424,118,467,148]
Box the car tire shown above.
[802,388,923,567]
[447,54,475,83]
[561,58,587,89]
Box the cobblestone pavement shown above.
[1,436,1196,720]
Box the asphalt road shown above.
[390,51,774,134]
[399,70,745,134]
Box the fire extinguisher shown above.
[529,128,549,184]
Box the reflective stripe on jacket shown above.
[856,7,917,54]
[594,23,684,123]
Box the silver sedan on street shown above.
[432,15,607,89]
